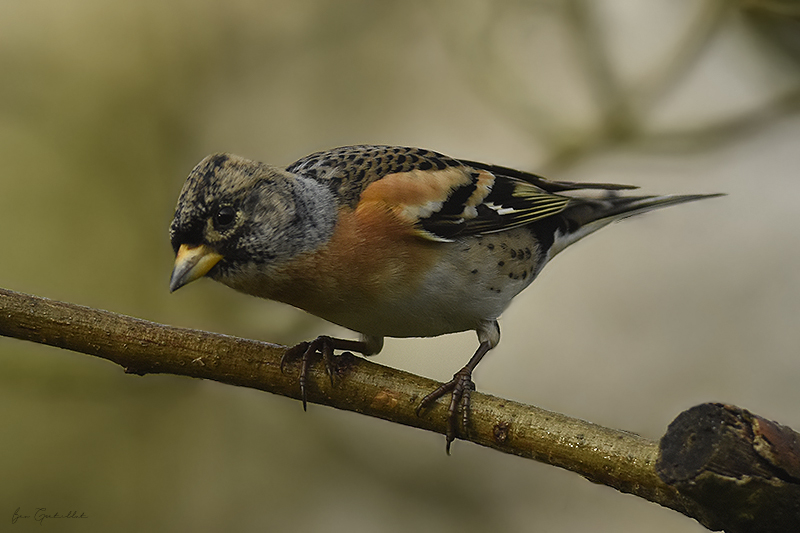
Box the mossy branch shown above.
[1,287,798,531]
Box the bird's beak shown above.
[169,244,223,293]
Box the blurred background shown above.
[2,0,799,531]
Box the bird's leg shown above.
[416,340,493,454]
[281,336,370,410]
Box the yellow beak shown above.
[169,244,223,292]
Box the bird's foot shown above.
[281,335,365,410]
[416,366,476,454]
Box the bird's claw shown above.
[417,367,476,454]
[281,336,337,410]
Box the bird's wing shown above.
[408,170,574,241]
[286,145,641,242]
[286,145,465,208]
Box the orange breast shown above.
[268,202,444,320]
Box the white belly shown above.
[321,229,545,339]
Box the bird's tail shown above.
[548,193,724,258]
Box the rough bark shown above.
[2,287,799,531]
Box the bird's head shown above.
[168,153,336,293]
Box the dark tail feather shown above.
[548,193,724,258]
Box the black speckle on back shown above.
[285,145,477,208]
[431,157,447,171]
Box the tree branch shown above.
[657,403,800,532]
[1,287,798,531]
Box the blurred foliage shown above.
[1,1,799,532]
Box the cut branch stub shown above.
[657,403,800,533]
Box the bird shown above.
[168,144,721,452]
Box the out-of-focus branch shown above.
[1,287,798,531]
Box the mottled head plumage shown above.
[169,153,262,251]
[169,153,337,283]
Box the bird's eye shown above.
[215,206,236,228]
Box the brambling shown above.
[169,145,721,452]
